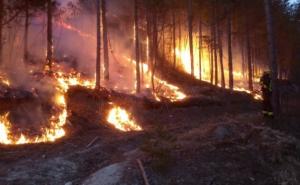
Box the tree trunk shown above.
[134,0,141,93]
[151,10,158,91]
[0,0,3,65]
[198,20,202,80]
[241,41,246,77]
[46,0,53,73]
[96,0,101,89]
[172,9,176,68]
[146,9,152,69]
[187,0,194,77]
[213,25,218,86]
[102,0,109,80]
[179,15,182,51]
[210,26,214,84]
[227,12,233,90]
[162,19,165,66]
[218,24,225,88]
[246,28,253,92]
[24,0,29,63]
[264,0,280,115]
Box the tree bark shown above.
[96,0,101,89]
[264,0,280,115]
[24,0,29,63]
[134,0,141,93]
[46,0,53,73]
[213,16,218,86]
[246,27,253,92]
[172,9,176,68]
[187,0,194,76]
[198,19,202,80]
[178,14,182,51]
[151,9,158,91]
[210,25,214,84]
[218,24,225,88]
[0,0,3,65]
[146,9,152,69]
[227,12,233,90]
[102,0,109,80]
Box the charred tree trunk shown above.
[246,28,253,92]
[227,12,234,90]
[213,28,218,86]
[187,0,194,77]
[102,0,109,80]
[218,24,225,88]
[210,27,214,84]
[46,0,53,72]
[241,41,246,77]
[24,0,29,63]
[146,9,152,69]
[213,3,218,86]
[134,0,141,93]
[198,20,202,80]
[162,18,165,66]
[172,9,176,68]
[96,0,101,89]
[179,15,182,51]
[151,10,158,91]
[0,0,3,65]
[264,0,280,115]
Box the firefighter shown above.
[260,71,273,117]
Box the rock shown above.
[82,162,127,185]
[213,125,233,141]
[249,177,255,181]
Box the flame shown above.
[54,71,95,92]
[124,56,187,102]
[107,106,142,132]
[0,68,76,145]
[0,108,67,145]
[175,41,263,101]
[0,73,10,86]
[153,77,186,102]
[0,80,67,145]
[56,21,96,40]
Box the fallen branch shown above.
[86,137,99,148]
[137,159,150,185]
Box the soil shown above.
[0,72,300,185]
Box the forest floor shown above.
[1,70,300,185]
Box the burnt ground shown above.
[1,74,300,185]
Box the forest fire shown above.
[175,45,263,100]
[0,73,10,86]
[153,78,187,102]
[107,106,142,132]
[0,109,67,145]
[54,71,95,92]
[0,79,68,145]
[56,21,95,40]
[1,0,299,184]
[124,56,187,102]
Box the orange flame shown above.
[175,41,262,101]
[107,106,142,132]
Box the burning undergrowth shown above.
[0,63,148,145]
[0,72,67,145]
